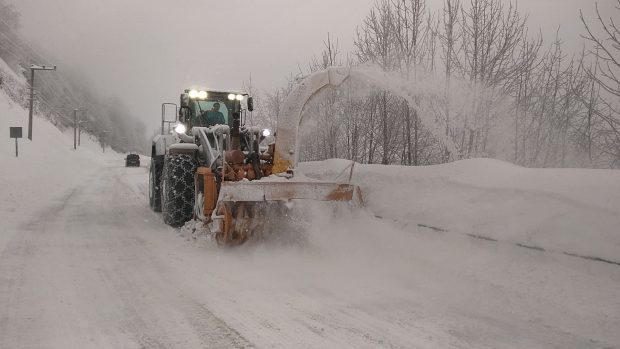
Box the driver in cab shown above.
[192,102,226,127]
[205,102,225,126]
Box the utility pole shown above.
[27,64,57,140]
[102,130,108,153]
[73,108,87,148]
[73,109,77,150]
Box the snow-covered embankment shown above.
[299,158,620,265]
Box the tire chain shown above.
[150,159,164,211]
[162,154,197,227]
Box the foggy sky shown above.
[13,0,616,136]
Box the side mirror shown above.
[247,97,254,112]
[161,103,179,135]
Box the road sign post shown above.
[10,127,22,157]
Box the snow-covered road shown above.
[1,161,619,348]
[0,165,251,348]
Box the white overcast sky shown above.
[13,0,617,133]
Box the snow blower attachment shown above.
[199,176,362,245]
[150,68,362,246]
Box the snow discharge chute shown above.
[272,67,351,174]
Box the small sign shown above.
[10,127,22,157]
[10,127,22,138]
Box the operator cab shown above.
[179,89,252,130]
[175,88,258,163]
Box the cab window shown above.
[193,101,229,124]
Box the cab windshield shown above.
[192,100,230,124]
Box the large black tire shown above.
[161,154,197,227]
[149,157,164,212]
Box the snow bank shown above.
[298,158,620,263]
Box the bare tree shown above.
[437,0,461,160]
[355,1,400,164]
[452,0,529,157]
[580,1,620,166]
[581,1,620,99]
[391,0,435,165]
[458,0,527,85]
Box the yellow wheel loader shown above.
[149,67,362,246]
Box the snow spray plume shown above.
[242,201,313,248]
[299,64,515,161]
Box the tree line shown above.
[251,0,620,169]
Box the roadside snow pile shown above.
[298,158,620,264]
[0,71,122,232]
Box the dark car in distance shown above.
[125,153,140,167]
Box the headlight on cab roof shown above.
[189,90,207,99]
[228,94,236,100]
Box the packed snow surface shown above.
[1,73,619,348]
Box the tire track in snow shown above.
[0,185,88,347]
[98,168,254,348]
[1,166,254,348]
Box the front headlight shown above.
[174,123,187,134]
[262,128,271,137]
